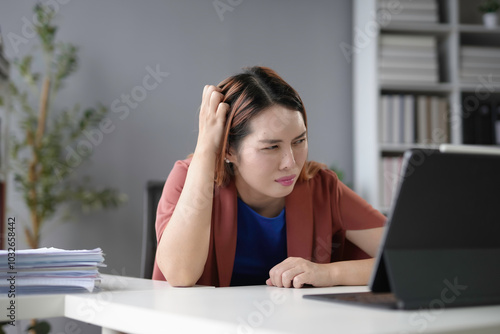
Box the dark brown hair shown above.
[215,66,325,187]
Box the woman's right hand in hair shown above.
[196,85,229,155]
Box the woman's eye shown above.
[264,145,279,150]
[294,138,306,145]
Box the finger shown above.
[204,85,221,100]
[216,102,230,120]
[292,274,307,289]
[209,90,224,114]
[269,266,284,288]
[201,85,219,112]
[269,270,283,288]
[202,85,211,108]
[268,258,294,288]
[266,278,273,286]
[281,267,305,288]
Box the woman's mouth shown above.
[275,174,296,186]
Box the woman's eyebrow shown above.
[258,131,307,144]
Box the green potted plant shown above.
[0,5,126,333]
[479,0,500,28]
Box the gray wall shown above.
[1,0,352,332]
[1,0,353,298]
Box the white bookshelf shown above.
[353,0,500,212]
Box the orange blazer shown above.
[152,158,386,287]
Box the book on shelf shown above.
[385,14,438,23]
[475,105,494,145]
[380,95,391,143]
[495,105,500,145]
[403,95,415,144]
[461,68,500,77]
[379,46,436,58]
[392,95,403,144]
[460,46,500,83]
[416,95,429,144]
[438,98,449,144]
[461,56,500,68]
[380,58,438,70]
[461,46,500,58]
[380,94,415,145]
[378,0,438,23]
[379,67,438,78]
[381,156,404,209]
[416,95,449,145]
[380,94,448,146]
[378,0,437,10]
[462,98,500,146]
[460,63,500,84]
[379,34,439,84]
[379,34,437,48]
[460,74,500,84]
[379,72,439,83]
[429,96,448,144]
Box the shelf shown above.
[459,24,500,34]
[380,82,453,93]
[380,143,441,154]
[460,82,500,93]
[381,23,452,35]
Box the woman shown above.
[153,66,385,288]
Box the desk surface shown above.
[3,275,500,334]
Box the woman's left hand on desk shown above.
[266,257,334,288]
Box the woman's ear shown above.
[225,148,237,165]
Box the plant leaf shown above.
[27,320,51,334]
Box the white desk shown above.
[2,275,500,334]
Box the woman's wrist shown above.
[193,146,218,165]
[326,259,375,286]
[327,262,341,286]
[194,143,219,159]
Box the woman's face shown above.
[228,105,308,203]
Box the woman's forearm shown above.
[329,258,376,286]
[156,149,216,286]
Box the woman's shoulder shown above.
[303,161,339,184]
[294,161,342,197]
[174,156,193,168]
[165,157,193,184]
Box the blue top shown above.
[230,198,287,286]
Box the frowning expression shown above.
[228,105,308,204]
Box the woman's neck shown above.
[237,191,285,218]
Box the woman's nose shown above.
[280,147,295,170]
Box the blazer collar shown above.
[213,180,238,287]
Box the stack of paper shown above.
[0,248,105,294]
[378,0,439,24]
[460,46,500,84]
[379,34,439,84]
